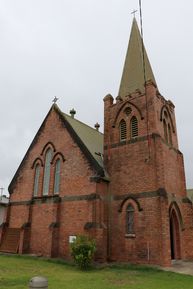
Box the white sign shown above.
[69,235,76,243]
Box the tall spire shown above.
[118,18,157,98]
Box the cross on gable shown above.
[52,96,59,103]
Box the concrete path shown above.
[163,260,193,276]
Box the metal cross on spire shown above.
[131,9,138,18]
[52,96,59,103]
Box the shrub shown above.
[70,235,96,270]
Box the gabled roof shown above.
[9,104,106,194]
[118,17,157,98]
[62,112,104,168]
[54,105,104,172]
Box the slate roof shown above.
[63,112,104,169]
[53,104,105,175]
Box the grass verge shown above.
[0,254,193,289]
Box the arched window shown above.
[168,123,172,146]
[43,148,52,196]
[163,119,168,143]
[119,119,127,141]
[130,116,138,138]
[54,159,61,194]
[126,204,135,234]
[33,164,40,197]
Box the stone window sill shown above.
[125,233,136,238]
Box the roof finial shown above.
[52,96,59,104]
[94,122,100,131]
[70,108,76,118]
[131,9,138,18]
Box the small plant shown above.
[70,235,96,270]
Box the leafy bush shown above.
[70,235,96,270]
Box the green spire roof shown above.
[118,18,157,98]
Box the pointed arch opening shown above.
[54,159,61,194]
[119,119,127,141]
[163,119,168,143]
[42,148,53,196]
[169,203,183,260]
[160,106,175,133]
[130,116,138,138]
[126,204,135,234]
[112,101,144,128]
[33,164,40,197]
[168,123,172,146]
[170,209,181,260]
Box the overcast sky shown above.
[0,0,193,195]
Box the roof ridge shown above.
[63,112,103,136]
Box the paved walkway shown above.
[163,260,193,276]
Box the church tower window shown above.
[54,159,61,194]
[131,116,138,138]
[33,164,40,197]
[126,204,135,234]
[168,123,172,146]
[163,119,168,143]
[119,119,127,141]
[43,148,52,196]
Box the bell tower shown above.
[104,18,193,266]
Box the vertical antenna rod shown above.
[139,0,151,159]
[0,187,4,199]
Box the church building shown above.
[1,18,193,267]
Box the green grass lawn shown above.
[0,255,193,289]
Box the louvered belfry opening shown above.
[131,116,138,138]
[120,119,127,141]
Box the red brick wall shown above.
[7,107,108,259]
[103,83,192,266]
[109,196,171,266]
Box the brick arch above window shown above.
[160,105,175,133]
[112,101,144,128]
[51,152,65,164]
[40,142,56,156]
[118,196,143,213]
[31,157,44,169]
